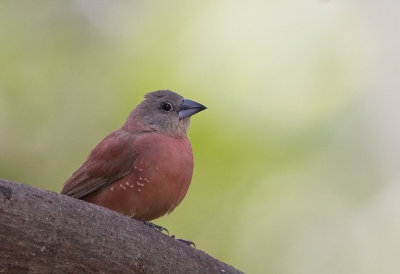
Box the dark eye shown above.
[160,102,174,112]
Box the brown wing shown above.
[61,130,137,199]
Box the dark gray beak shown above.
[179,98,207,119]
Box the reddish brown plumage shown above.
[62,90,205,221]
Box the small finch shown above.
[61,90,206,221]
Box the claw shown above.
[144,221,169,235]
[171,235,196,248]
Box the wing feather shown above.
[61,130,137,199]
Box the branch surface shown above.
[0,179,242,274]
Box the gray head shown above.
[125,90,206,137]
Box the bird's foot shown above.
[171,235,196,248]
[144,221,169,235]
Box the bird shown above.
[61,90,206,222]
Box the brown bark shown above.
[0,179,242,274]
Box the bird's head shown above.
[126,90,206,137]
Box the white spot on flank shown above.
[125,181,129,186]
[138,189,142,192]
[129,185,134,188]
[119,184,123,188]
[136,181,141,186]
[139,177,142,180]
[111,186,114,191]
[138,168,143,171]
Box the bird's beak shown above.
[178,98,207,119]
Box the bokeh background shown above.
[1,0,400,273]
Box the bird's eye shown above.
[160,102,174,112]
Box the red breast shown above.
[85,133,194,220]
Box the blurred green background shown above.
[1,0,400,273]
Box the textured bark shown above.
[0,179,242,274]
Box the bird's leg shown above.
[144,221,169,235]
[143,222,195,247]
[170,235,196,248]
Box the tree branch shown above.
[0,179,242,273]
